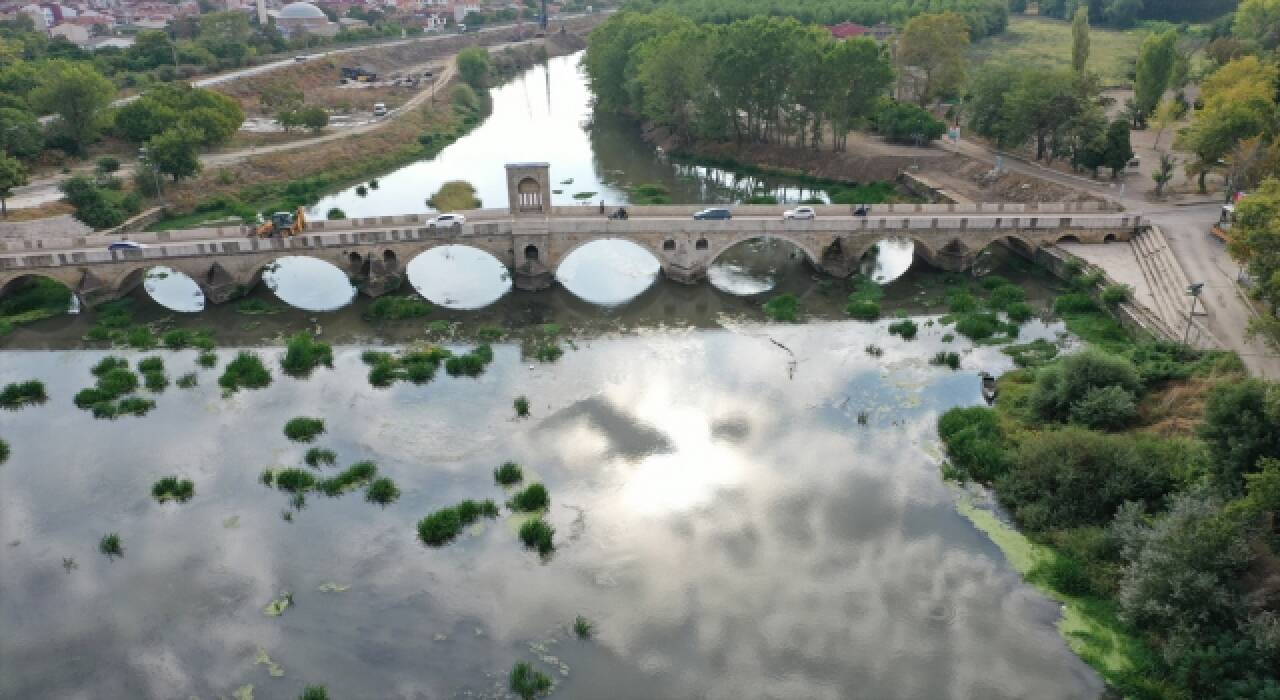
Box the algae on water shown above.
[263,591,293,617]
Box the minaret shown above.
[256,0,267,25]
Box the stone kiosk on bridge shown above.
[0,163,1144,306]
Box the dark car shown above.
[693,208,732,220]
[107,241,144,251]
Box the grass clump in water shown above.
[317,460,377,497]
[304,447,337,467]
[365,477,400,506]
[0,438,9,464]
[161,328,214,350]
[361,346,450,387]
[519,518,555,557]
[888,319,918,340]
[514,395,530,417]
[142,370,168,392]
[0,380,48,409]
[930,351,961,370]
[445,344,494,377]
[574,615,593,639]
[118,396,155,416]
[236,298,283,315]
[137,356,163,373]
[99,533,123,560]
[845,299,881,320]
[477,326,505,342]
[1004,339,1060,368]
[218,351,271,393]
[152,476,195,503]
[417,499,499,546]
[494,461,524,486]
[197,350,218,368]
[532,341,563,362]
[510,662,552,700]
[283,417,325,443]
[762,294,800,322]
[300,687,329,700]
[281,332,334,378]
[509,482,549,512]
[1006,301,1035,323]
[364,296,432,321]
[176,372,198,389]
[273,468,316,493]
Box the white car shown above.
[372,103,388,117]
[427,213,466,228]
[783,206,816,220]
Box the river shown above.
[0,51,1104,700]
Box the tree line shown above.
[1031,0,1238,27]
[585,12,948,150]
[621,0,1009,38]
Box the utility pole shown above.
[1182,282,1204,346]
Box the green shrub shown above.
[1003,339,1059,367]
[519,518,555,556]
[510,482,549,512]
[1101,284,1132,305]
[142,370,168,392]
[948,291,978,313]
[937,406,1009,482]
[1199,379,1280,492]
[137,356,164,373]
[92,356,129,377]
[574,615,593,639]
[365,296,432,321]
[117,397,155,416]
[954,312,1002,340]
[365,477,400,506]
[762,294,800,322]
[300,686,329,700]
[477,326,504,342]
[97,367,139,397]
[305,447,337,467]
[1030,349,1141,423]
[281,332,333,378]
[510,662,552,700]
[151,476,195,503]
[0,380,47,409]
[284,417,325,442]
[1053,293,1099,314]
[236,299,283,315]
[1068,385,1138,431]
[124,326,156,349]
[980,275,1011,290]
[845,299,881,320]
[1005,301,1035,323]
[218,352,271,392]
[533,342,563,362]
[888,319,918,340]
[494,461,524,486]
[988,285,1026,310]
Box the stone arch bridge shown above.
[0,212,1142,306]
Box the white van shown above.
[373,103,388,117]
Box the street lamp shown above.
[1183,282,1204,345]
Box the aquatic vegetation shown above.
[317,582,349,593]
[197,350,218,368]
[281,332,334,378]
[137,356,164,373]
[236,299,284,315]
[477,326,505,342]
[316,461,378,497]
[510,662,552,700]
[161,328,215,350]
[1005,302,1035,323]
[514,396,530,417]
[417,499,499,546]
[300,686,329,700]
[941,333,956,343]
[980,275,1012,290]
[152,476,195,503]
[364,295,432,321]
[930,351,962,370]
[494,461,524,486]
[1004,339,1060,368]
[362,346,450,386]
[91,401,119,419]
[123,326,156,349]
[290,492,307,510]
[865,344,883,357]
[532,341,563,363]
[273,468,316,493]
[0,277,73,333]
[263,591,293,617]
[953,312,1002,341]
[519,519,555,556]
[509,483,549,512]
[365,477,400,506]
[0,380,48,409]
[1101,283,1132,306]
[99,533,123,560]
[284,417,325,443]
[887,319,918,340]
[762,294,800,322]
[260,468,275,486]
[845,299,881,320]
[948,291,978,313]
[445,344,495,377]
[573,615,593,639]
[176,372,198,389]
[218,352,272,393]
[92,356,130,377]
[118,397,156,416]
[142,370,168,392]
[540,323,562,337]
[988,284,1027,311]
[0,438,8,464]
[304,447,337,467]
[97,367,139,396]
[1053,293,1100,315]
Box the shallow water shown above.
[0,320,1100,699]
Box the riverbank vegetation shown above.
[281,331,333,378]
[364,296,432,321]
[938,333,1279,696]
[361,346,450,387]
[620,0,1008,38]
[0,278,72,336]
[74,357,159,418]
[762,294,800,322]
[444,344,495,377]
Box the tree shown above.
[1103,0,1143,27]
[296,106,328,133]
[1152,150,1176,197]
[259,81,303,114]
[1071,6,1090,74]
[1150,98,1178,149]
[1234,0,1280,51]
[115,84,244,146]
[0,154,27,218]
[427,180,481,211]
[28,60,115,153]
[1199,378,1280,491]
[897,12,970,106]
[1133,30,1177,122]
[1177,102,1269,193]
[146,126,203,181]
[826,38,894,150]
[1228,179,1280,348]
[1102,118,1133,177]
[873,101,946,144]
[456,46,490,89]
[0,107,42,159]
[630,24,713,145]
[197,12,253,67]
[1004,67,1083,161]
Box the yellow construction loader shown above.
[256,207,307,238]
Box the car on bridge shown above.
[107,241,144,251]
[427,213,466,228]
[783,206,816,220]
[693,208,732,220]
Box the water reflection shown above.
[709,238,809,296]
[143,266,205,313]
[556,239,661,306]
[863,238,916,284]
[0,324,1101,699]
[405,245,512,310]
[261,256,357,312]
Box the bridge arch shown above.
[703,232,824,271]
[0,270,80,298]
